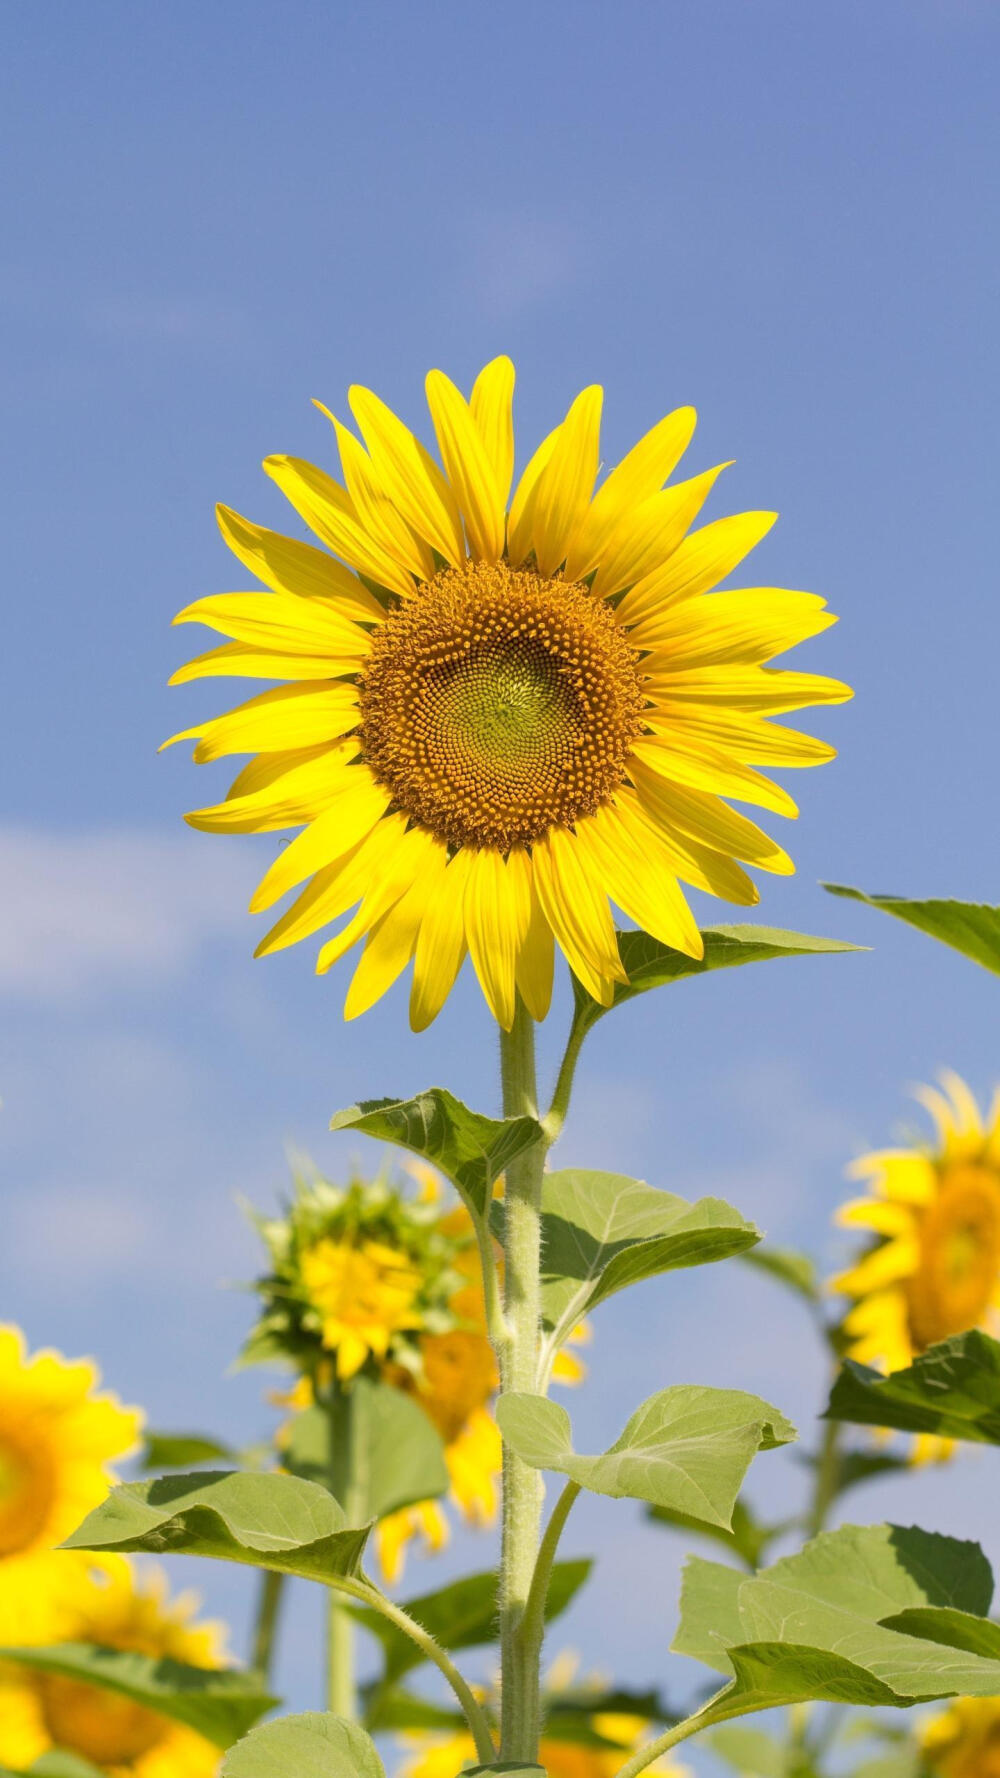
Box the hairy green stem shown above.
[613,1689,732,1778]
[544,1012,588,1143]
[498,995,548,1762]
[250,1568,285,1682]
[326,1374,357,1718]
[520,1479,581,1667]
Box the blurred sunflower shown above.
[0,1561,225,1776]
[921,1695,1000,1778]
[165,358,850,1029]
[398,1652,687,1778]
[0,1326,141,1640]
[833,1072,1000,1460]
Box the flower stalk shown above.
[326,1371,357,1719]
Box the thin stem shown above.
[328,1573,496,1763]
[250,1569,285,1682]
[326,1373,356,1718]
[613,1689,732,1778]
[808,1413,843,1539]
[498,995,548,1763]
[543,1011,589,1143]
[519,1479,581,1666]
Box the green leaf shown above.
[284,1379,448,1520]
[822,885,1000,974]
[464,1768,546,1777]
[0,1644,276,1750]
[496,1388,794,1527]
[740,1245,820,1304]
[880,1606,1000,1658]
[63,1469,371,1583]
[570,925,863,1038]
[361,1687,466,1732]
[27,1759,107,1778]
[708,1726,788,1777]
[826,1331,1000,1444]
[221,1712,385,1778]
[673,1522,1000,1720]
[330,1089,543,1219]
[350,1560,590,1684]
[648,1497,784,1570]
[521,1170,759,1353]
[142,1431,236,1470]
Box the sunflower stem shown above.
[808,1412,843,1538]
[498,995,548,1763]
[326,1372,357,1719]
[544,1012,588,1144]
[250,1568,285,1682]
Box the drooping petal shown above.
[631,734,798,818]
[617,512,778,627]
[628,760,794,874]
[264,455,416,599]
[563,405,698,581]
[463,848,529,1031]
[410,850,472,1032]
[161,682,360,762]
[470,356,516,505]
[573,801,703,958]
[249,771,393,911]
[215,504,385,623]
[530,386,603,575]
[315,824,442,976]
[426,369,506,561]
[613,787,759,904]
[348,384,465,565]
[508,848,554,1023]
[344,838,449,1018]
[173,592,367,657]
[531,824,625,1003]
[186,743,362,834]
[255,813,407,954]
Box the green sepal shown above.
[351,1560,590,1684]
[673,1522,1000,1719]
[62,1469,372,1583]
[826,1331,1000,1443]
[284,1378,448,1520]
[330,1089,543,1218]
[496,1387,794,1526]
[823,884,1000,973]
[570,924,863,1040]
[221,1712,385,1777]
[0,1643,276,1749]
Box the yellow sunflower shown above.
[0,1561,224,1776]
[0,1326,141,1640]
[922,1696,1000,1778]
[165,358,850,1029]
[833,1072,1000,1459]
[300,1235,425,1379]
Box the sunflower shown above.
[165,359,850,1029]
[833,1072,1000,1459]
[299,1236,425,1380]
[0,1326,141,1641]
[922,1697,1000,1778]
[0,1561,225,1776]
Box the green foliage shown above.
[740,1245,821,1305]
[463,1768,546,1777]
[708,1724,788,1776]
[823,884,1000,973]
[350,1560,590,1684]
[141,1431,236,1469]
[826,1331,1000,1443]
[673,1523,1000,1720]
[220,1712,385,1778]
[570,925,863,1041]
[22,1759,106,1778]
[284,1378,449,1519]
[0,1643,276,1749]
[496,1387,794,1526]
[648,1497,785,1570]
[330,1089,543,1217]
[515,1169,759,1354]
[63,1469,371,1582]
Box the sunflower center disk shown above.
[909,1165,1000,1349]
[359,560,643,849]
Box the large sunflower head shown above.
[0,1326,141,1640]
[922,1696,1000,1778]
[165,359,851,1029]
[0,1561,225,1776]
[833,1073,1000,1450]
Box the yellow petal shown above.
[249,772,393,911]
[590,464,730,600]
[162,682,360,762]
[315,824,439,976]
[563,405,697,581]
[470,355,516,504]
[507,425,559,565]
[426,369,505,560]
[508,848,554,1023]
[631,735,798,818]
[833,1236,921,1298]
[463,848,529,1031]
[846,1149,937,1205]
[410,851,472,1032]
[348,385,465,565]
[344,838,449,1018]
[615,786,758,904]
[264,455,416,599]
[186,744,359,834]
[531,825,625,1002]
[938,1070,983,1139]
[573,802,703,958]
[255,813,407,955]
[169,640,364,685]
[173,591,367,658]
[321,407,435,583]
[633,588,836,666]
[617,511,778,626]
[643,705,835,769]
[835,1198,917,1236]
[643,665,854,714]
[216,504,384,623]
[531,385,603,575]
[628,761,794,874]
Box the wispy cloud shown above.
[0,825,258,999]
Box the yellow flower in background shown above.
[399,1654,688,1778]
[833,1072,1000,1460]
[300,1235,424,1379]
[0,1326,141,1640]
[922,1695,1000,1778]
[165,358,850,1029]
[0,1561,225,1776]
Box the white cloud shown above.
[0,825,259,999]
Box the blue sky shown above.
[2,0,999,1763]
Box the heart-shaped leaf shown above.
[330,1089,543,1218]
[826,1331,1000,1444]
[822,885,1000,974]
[497,1388,794,1527]
[63,1470,371,1583]
[0,1643,276,1749]
[221,1712,385,1778]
